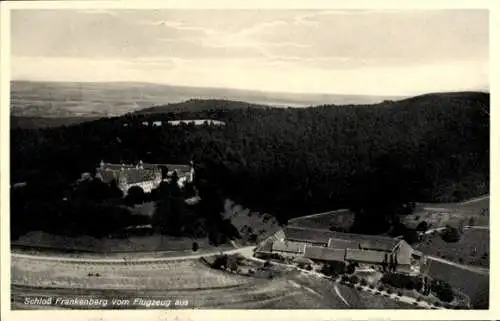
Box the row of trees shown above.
[381,273,454,303]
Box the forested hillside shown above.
[11,92,489,237]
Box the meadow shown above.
[415,228,489,267]
[422,258,489,309]
[11,256,252,291]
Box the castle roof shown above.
[121,168,160,185]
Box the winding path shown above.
[334,284,350,306]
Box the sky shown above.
[11,9,489,95]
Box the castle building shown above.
[95,160,194,195]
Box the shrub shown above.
[341,275,349,283]
[360,279,368,286]
[321,261,347,276]
[382,272,422,290]
[397,291,403,297]
[125,186,145,205]
[192,242,199,252]
[416,221,428,231]
[378,285,384,291]
[369,284,375,289]
[441,226,462,243]
[403,230,419,244]
[431,280,454,303]
[349,275,359,284]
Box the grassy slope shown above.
[423,259,489,309]
[222,199,282,245]
[416,229,489,267]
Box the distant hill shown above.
[11,80,404,118]
[10,116,102,129]
[135,99,268,115]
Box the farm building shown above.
[345,249,387,264]
[282,226,422,274]
[95,160,195,195]
[284,226,337,246]
[271,240,307,256]
[304,246,346,262]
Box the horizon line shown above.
[10,78,490,98]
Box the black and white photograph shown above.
[1,1,493,317]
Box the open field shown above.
[288,272,417,309]
[422,258,489,309]
[11,251,414,309]
[400,209,488,230]
[415,229,489,267]
[11,263,350,309]
[288,195,489,233]
[404,195,490,229]
[11,255,252,291]
[336,285,420,309]
[287,209,354,231]
[11,276,342,309]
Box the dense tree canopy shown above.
[11,92,489,238]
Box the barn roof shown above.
[304,246,346,262]
[327,238,360,249]
[271,240,306,253]
[284,226,335,244]
[327,231,400,252]
[345,249,387,263]
[285,226,400,252]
